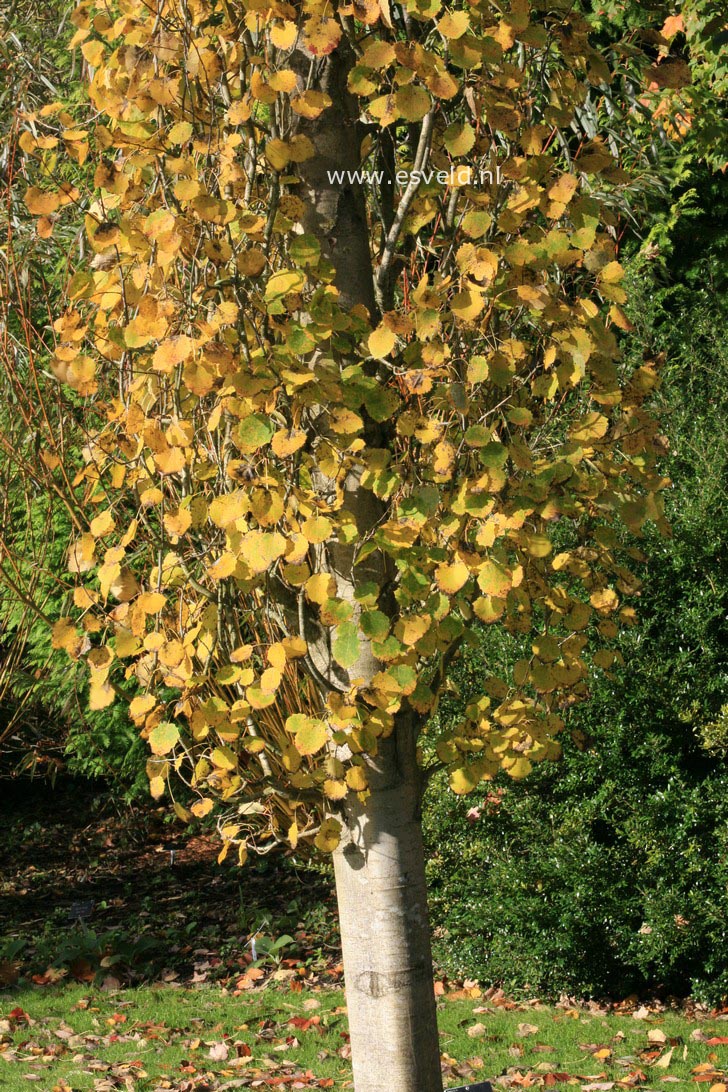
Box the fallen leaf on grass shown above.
[518,1023,540,1037]
[652,1049,673,1069]
[289,1015,321,1031]
[208,1041,230,1061]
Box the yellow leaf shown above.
[303,15,341,56]
[164,507,193,537]
[450,289,484,322]
[294,718,328,756]
[89,673,115,711]
[209,491,247,528]
[137,591,166,614]
[265,138,291,171]
[569,412,609,443]
[599,261,625,284]
[129,693,157,721]
[51,618,81,656]
[124,313,168,348]
[191,798,214,818]
[271,428,307,457]
[395,614,431,646]
[290,91,332,119]
[444,121,475,157]
[208,552,237,580]
[174,178,201,201]
[314,817,341,853]
[361,40,396,68]
[433,441,456,477]
[110,569,139,602]
[268,69,298,94]
[149,776,166,799]
[474,596,505,624]
[149,721,180,755]
[437,10,469,38]
[259,667,282,694]
[81,39,104,65]
[305,573,336,604]
[239,530,286,574]
[90,510,115,538]
[503,755,533,779]
[435,560,470,594]
[265,269,304,301]
[368,324,397,358]
[226,99,252,125]
[271,20,298,49]
[24,187,61,216]
[153,448,186,476]
[477,560,512,598]
[590,587,619,612]
[168,121,193,145]
[324,779,348,800]
[152,335,194,373]
[523,533,552,558]
[302,515,333,544]
[345,766,368,792]
[73,587,97,610]
[449,766,480,795]
[547,173,579,208]
[211,746,237,770]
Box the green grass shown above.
[2,984,728,1090]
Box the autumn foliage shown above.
[19,0,671,862]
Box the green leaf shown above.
[289,234,321,267]
[332,621,360,669]
[235,415,274,453]
[360,610,390,639]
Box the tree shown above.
[18,0,675,1088]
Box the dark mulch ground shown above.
[0,777,339,989]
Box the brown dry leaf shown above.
[517,1022,540,1037]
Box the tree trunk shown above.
[288,39,443,1092]
[332,716,443,1092]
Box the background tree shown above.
[15,0,679,1088]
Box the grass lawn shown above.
[2,983,728,1091]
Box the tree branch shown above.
[375,109,435,310]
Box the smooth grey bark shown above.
[333,716,443,1092]
[286,38,444,1092]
